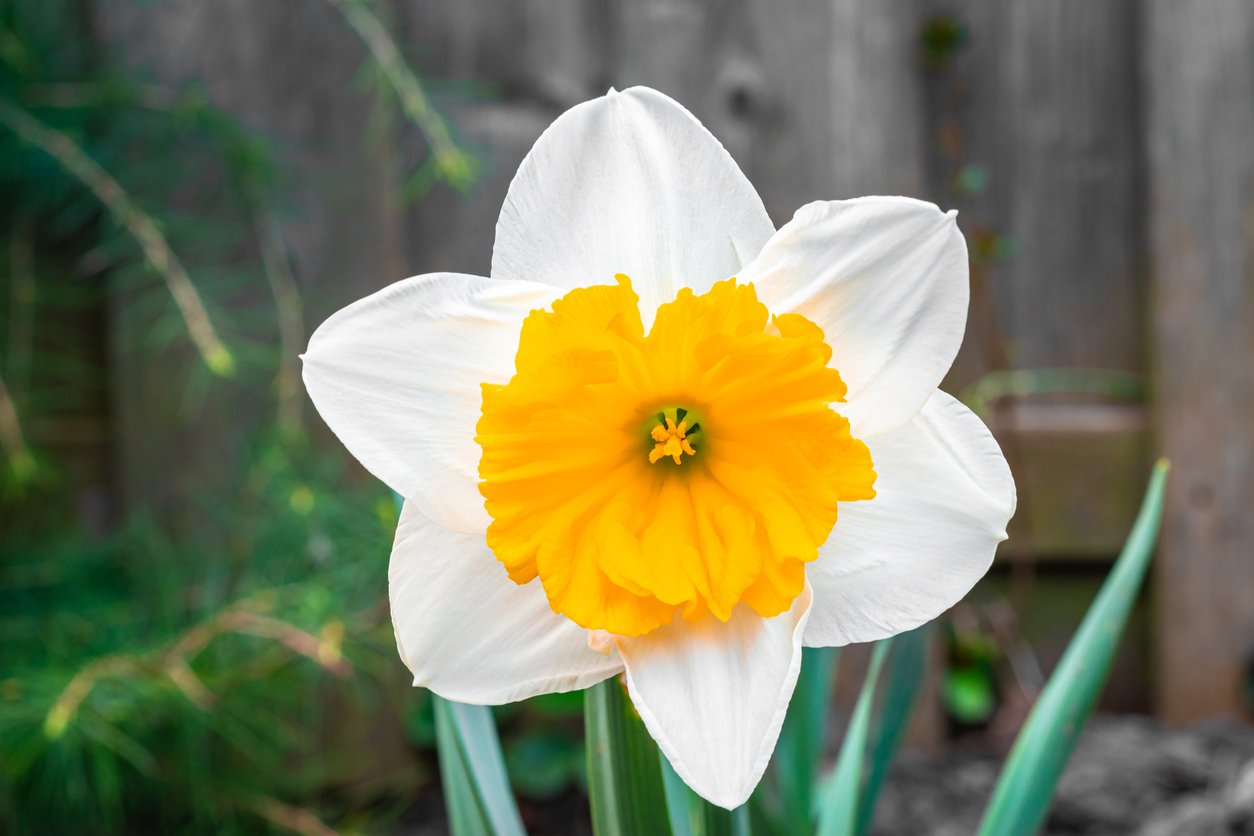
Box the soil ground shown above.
[397,714,1254,836]
[872,715,1254,836]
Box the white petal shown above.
[390,501,623,704]
[740,197,969,438]
[302,273,561,535]
[492,86,775,329]
[804,390,1015,647]
[615,584,813,809]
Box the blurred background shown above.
[2,1,1252,834]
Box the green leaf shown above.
[659,750,752,836]
[433,695,528,836]
[942,666,997,725]
[857,624,930,836]
[976,459,1170,836]
[585,677,673,836]
[751,646,839,835]
[815,639,893,836]
[434,697,492,836]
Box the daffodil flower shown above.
[302,87,1015,809]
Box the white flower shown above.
[302,86,1015,809]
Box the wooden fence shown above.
[96,0,1254,724]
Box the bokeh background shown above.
[3,1,1253,834]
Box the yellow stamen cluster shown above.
[649,417,696,465]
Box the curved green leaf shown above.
[749,647,839,835]
[815,639,893,836]
[857,624,930,836]
[433,696,527,836]
[585,677,672,836]
[977,459,1170,836]
[659,751,751,836]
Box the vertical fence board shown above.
[97,0,405,513]
[931,0,1144,380]
[1000,0,1144,372]
[1147,2,1254,723]
[825,0,926,199]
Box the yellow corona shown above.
[476,274,877,637]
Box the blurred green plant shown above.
[961,368,1148,417]
[920,15,969,73]
[0,0,484,832]
[1,436,416,834]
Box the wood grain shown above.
[1146,0,1254,723]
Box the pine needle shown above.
[0,369,36,482]
[326,0,478,193]
[0,97,234,375]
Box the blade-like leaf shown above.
[660,751,752,836]
[433,695,528,836]
[816,639,893,836]
[977,459,1170,836]
[434,696,493,836]
[857,624,930,836]
[750,646,839,835]
[585,677,673,836]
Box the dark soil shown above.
[872,715,1254,836]
[398,714,1254,835]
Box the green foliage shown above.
[659,754,750,836]
[977,459,1170,836]
[815,639,891,836]
[941,622,1000,726]
[584,677,672,836]
[920,15,969,72]
[0,0,483,832]
[856,625,929,836]
[961,368,1147,417]
[1,437,410,834]
[750,646,838,836]
[434,697,527,836]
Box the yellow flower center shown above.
[648,410,698,465]
[477,274,876,637]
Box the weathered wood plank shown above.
[991,409,1152,560]
[613,0,927,221]
[998,0,1144,373]
[97,0,407,513]
[926,1,1151,568]
[1146,1,1254,723]
[403,1,929,279]
[932,0,1143,381]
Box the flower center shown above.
[476,274,877,637]
[647,407,700,465]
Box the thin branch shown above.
[44,655,141,739]
[252,797,342,836]
[326,0,477,192]
[163,609,352,679]
[0,98,234,375]
[255,209,304,440]
[0,369,36,482]
[44,607,351,738]
[163,657,217,711]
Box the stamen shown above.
[649,416,697,465]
